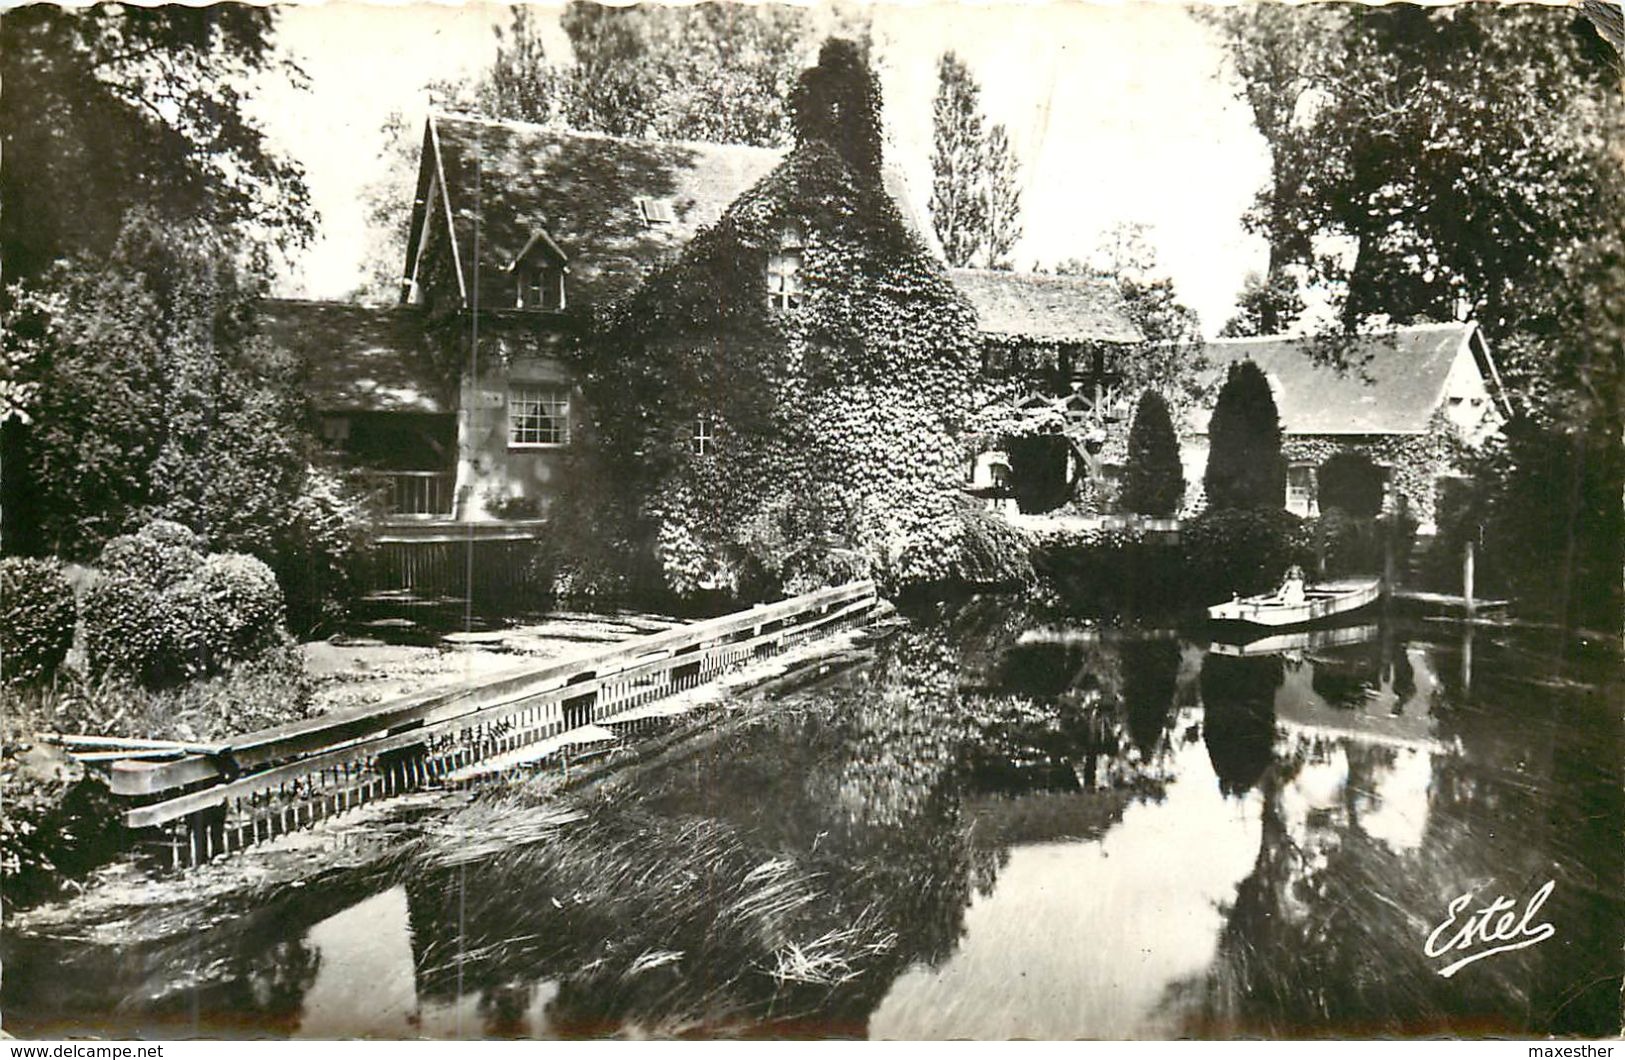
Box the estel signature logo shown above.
[1425,880,1556,978]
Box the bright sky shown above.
[260,1,1271,334]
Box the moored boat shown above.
[1207,577,1382,628]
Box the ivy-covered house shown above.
[1182,322,1511,530]
[275,109,1139,545]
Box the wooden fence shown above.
[103,581,879,869]
[366,538,548,607]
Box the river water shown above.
[4,600,1620,1039]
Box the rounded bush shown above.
[1181,506,1312,600]
[198,553,284,660]
[82,523,288,686]
[0,558,77,685]
[97,520,205,590]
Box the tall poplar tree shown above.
[928,51,1023,269]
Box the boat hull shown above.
[1207,578,1381,628]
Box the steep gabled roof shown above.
[401,114,1141,348]
[405,113,784,310]
[949,269,1143,345]
[1189,322,1503,436]
[259,299,443,414]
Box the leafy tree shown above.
[1214,3,1624,627]
[0,3,311,285]
[1212,3,1621,346]
[6,215,305,556]
[1219,270,1306,338]
[5,214,364,633]
[982,125,1023,269]
[1053,228,1209,422]
[1204,361,1284,512]
[1317,451,1384,518]
[352,110,425,304]
[457,2,839,147]
[2,3,314,563]
[1122,391,1183,518]
[928,51,1023,268]
[1203,4,1343,334]
[929,52,987,268]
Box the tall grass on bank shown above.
[386,787,903,1035]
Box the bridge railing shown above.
[103,580,879,868]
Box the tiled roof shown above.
[258,300,443,414]
[1190,323,1483,436]
[948,269,1143,345]
[419,113,783,311]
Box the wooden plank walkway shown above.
[101,581,879,868]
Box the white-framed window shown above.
[518,265,565,311]
[692,414,717,457]
[509,385,570,447]
[767,222,805,311]
[1286,464,1318,517]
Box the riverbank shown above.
[0,608,684,909]
[0,606,882,916]
[3,611,890,949]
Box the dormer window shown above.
[509,228,570,312]
[767,222,805,312]
[519,265,565,311]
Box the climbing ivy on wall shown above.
[557,141,1020,598]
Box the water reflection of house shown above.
[1183,323,1511,530]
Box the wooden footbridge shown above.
[91,581,879,869]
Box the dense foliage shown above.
[1179,507,1310,600]
[1051,231,1209,423]
[1317,451,1385,518]
[0,3,310,286]
[1204,361,1285,511]
[557,42,1014,599]
[467,3,830,145]
[1122,391,1184,517]
[0,558,76,686]
[1212,3,1624,627]
[1031,507,1313,612]
[4,216,366,632]
[928,51,1023,269]
[81,521,289,688]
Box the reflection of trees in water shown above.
[389,603,1197,1037]
[1308,635,1415,710]
[0,876,364,1037]
[399,800,953,1037]
[1189,680,1624,1038]
[1200,653,1282,797]
[1122,639,1181,760]
[396,617,993,1037]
